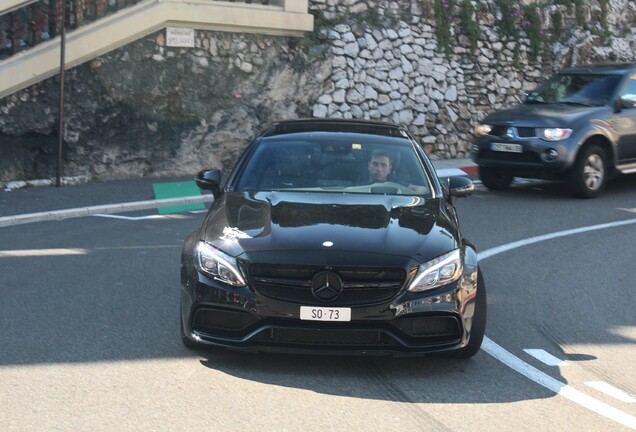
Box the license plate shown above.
[491,142,523,153]
[300,306,351,322]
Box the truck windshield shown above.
[526,73,621,107]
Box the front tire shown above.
[567,145,607,198]
[479,166,513,190]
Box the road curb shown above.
[435,166,479,178]
[0,195,214,228]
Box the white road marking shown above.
[0,248,89,257]
[585,382,636,404]
[483,338,636,429]
[91,211,201,221]
[479,218,636,430]
[524,349,570,367]
[478,218,636,261]
[91,214,165,221]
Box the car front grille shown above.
[489,125,536,138]
[516,127,536,137]
[248,264,406,306]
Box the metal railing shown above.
[0,0,144,60]
[0,0,312,99]
[0,0,300,60]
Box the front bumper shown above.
[471,135,574,178]
[180,269,480,356]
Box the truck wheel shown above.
[479,166,513,190]
[567,145,607,198]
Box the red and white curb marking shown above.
[435,166,479,178]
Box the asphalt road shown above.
[1,176,635,431]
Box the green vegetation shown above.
[574,0,586,27]
[599,0,610,35]
[495,0,520,39]
[307,0,624,66]
[524,5,543,62]
[459,0,479,55]
[434,0,456,56]
[552,10,563,41]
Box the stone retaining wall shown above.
[1,0,636,182]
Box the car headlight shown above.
[541,128,572,141]
[408,249,463,292]
[474,123,493,136]
[195,242,246,287]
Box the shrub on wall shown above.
[496,0,520,39]
[434,0,456,55]
[599,0,610,35]
[523,5,543,62]
[552,10,563,41]
[459,0,479,55]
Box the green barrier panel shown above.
[152,181,205,214]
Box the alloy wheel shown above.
[583,154,604,190]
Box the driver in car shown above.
[368,150,393,182]
[368,150,427,193]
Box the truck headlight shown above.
[541,128,572,141]
[474,124,493,136]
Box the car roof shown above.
[560,63,636,75]
[261,119,410,139]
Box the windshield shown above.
[526,73,621,106]
[235,133,433,197]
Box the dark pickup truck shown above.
[471,63,636,198]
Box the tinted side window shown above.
[620,77,636,102]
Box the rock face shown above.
[1,0,636,182]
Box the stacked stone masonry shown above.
[1,0,636,182]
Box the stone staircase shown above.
[0,0,312,100]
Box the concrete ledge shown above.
[0,0,313,100]
[0,0,38,15]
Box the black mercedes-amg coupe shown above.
[180,119,486,357]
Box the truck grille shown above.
[489,126,535,138]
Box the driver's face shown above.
[368,156,392,181]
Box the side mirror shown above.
[618,97,636,110]
[195,169,223,198]
[444,176,474,204]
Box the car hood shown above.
[484,103,609,127]
[201,191,458,265]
